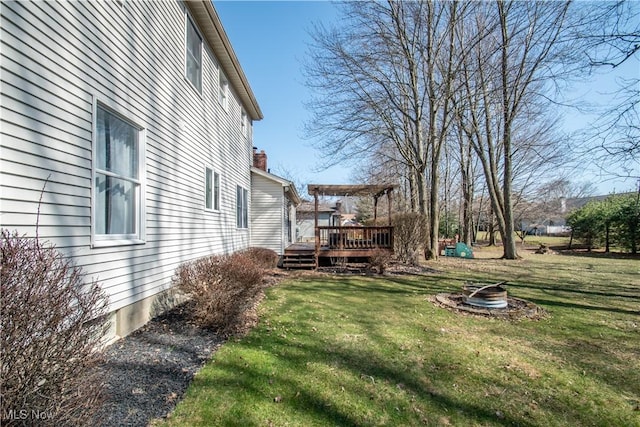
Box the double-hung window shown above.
[93,103,144,244]
[236,185,248,229]
[186,16,202,93]
[219,72,228,111]
[241,110,248,137]
[205,167,220,211]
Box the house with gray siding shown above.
[296,201,338,242]
[0,0,262,339]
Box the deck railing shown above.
[316,226,394,250]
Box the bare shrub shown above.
[172,251,265,336]
[393,213,428,265]
[1,229,109,426]
[369,248,392,274]
[244,247,279,269]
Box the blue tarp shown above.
[444,242,474,258]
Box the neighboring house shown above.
[296,201,338,242]
[518,193,637,236]
[250,148,301,255]
[0,1,262,340]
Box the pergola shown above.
[306,184,396,260]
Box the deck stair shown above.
[281,251,317,269]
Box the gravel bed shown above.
[93,301,225,427]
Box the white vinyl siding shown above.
[250,170,297,255]
[250,173,284,254]
[0,1,254,315]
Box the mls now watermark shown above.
[3,408,54,421]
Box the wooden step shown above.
[281,253,317,269]
[282,262,317,269]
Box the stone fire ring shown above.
[432,293,547,320]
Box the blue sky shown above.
[215,1,639,196]
[215,0,345,195]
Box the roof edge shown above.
[186,1,263,120]
[251,167,301,205]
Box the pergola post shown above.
[373,195,379,225]
[387,188,393,226]
[314,187,319,266]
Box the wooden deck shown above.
[288,184,396,269]
[283,226,394,269]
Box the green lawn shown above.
[159,248,639,426]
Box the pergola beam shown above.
[307,183,396,228]
[307,184,396,198]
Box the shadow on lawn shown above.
[258,274,639,422]
[197,332,536,427]
[286,274,453,296]
[504,281,640,302]
[553,248,640,260]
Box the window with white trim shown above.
[186,16,202,93]
[219,72,228,111]
[241,110,248,137]
[236,185,248,229]
[205,167,220,211]
[93,103,144,243]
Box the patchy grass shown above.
[159,249,640,426]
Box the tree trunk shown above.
[426,160,440,260]
[498,0,518,260]
[459,129,474,246]
[501,146,518,259]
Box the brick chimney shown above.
[253,148,267,171]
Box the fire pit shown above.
[462,282,508,309]
[431,281,547,320]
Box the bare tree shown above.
[304,1,430,211]
[305,0,598,261]
[304,1,467,260]
[454,1,574,259]
[450,117,477,246]
[573,1,640,180]
[580,1,640,69]
[496,0,575,258]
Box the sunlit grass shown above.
[160,248,640,426]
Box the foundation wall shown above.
[108,289,188,341]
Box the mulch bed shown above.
[93,269,291,426]
[93,301,224,426]
[315,261,439,276]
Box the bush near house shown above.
[244,247,280,269]
[0,229,109,426]
[172,249,272,336]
